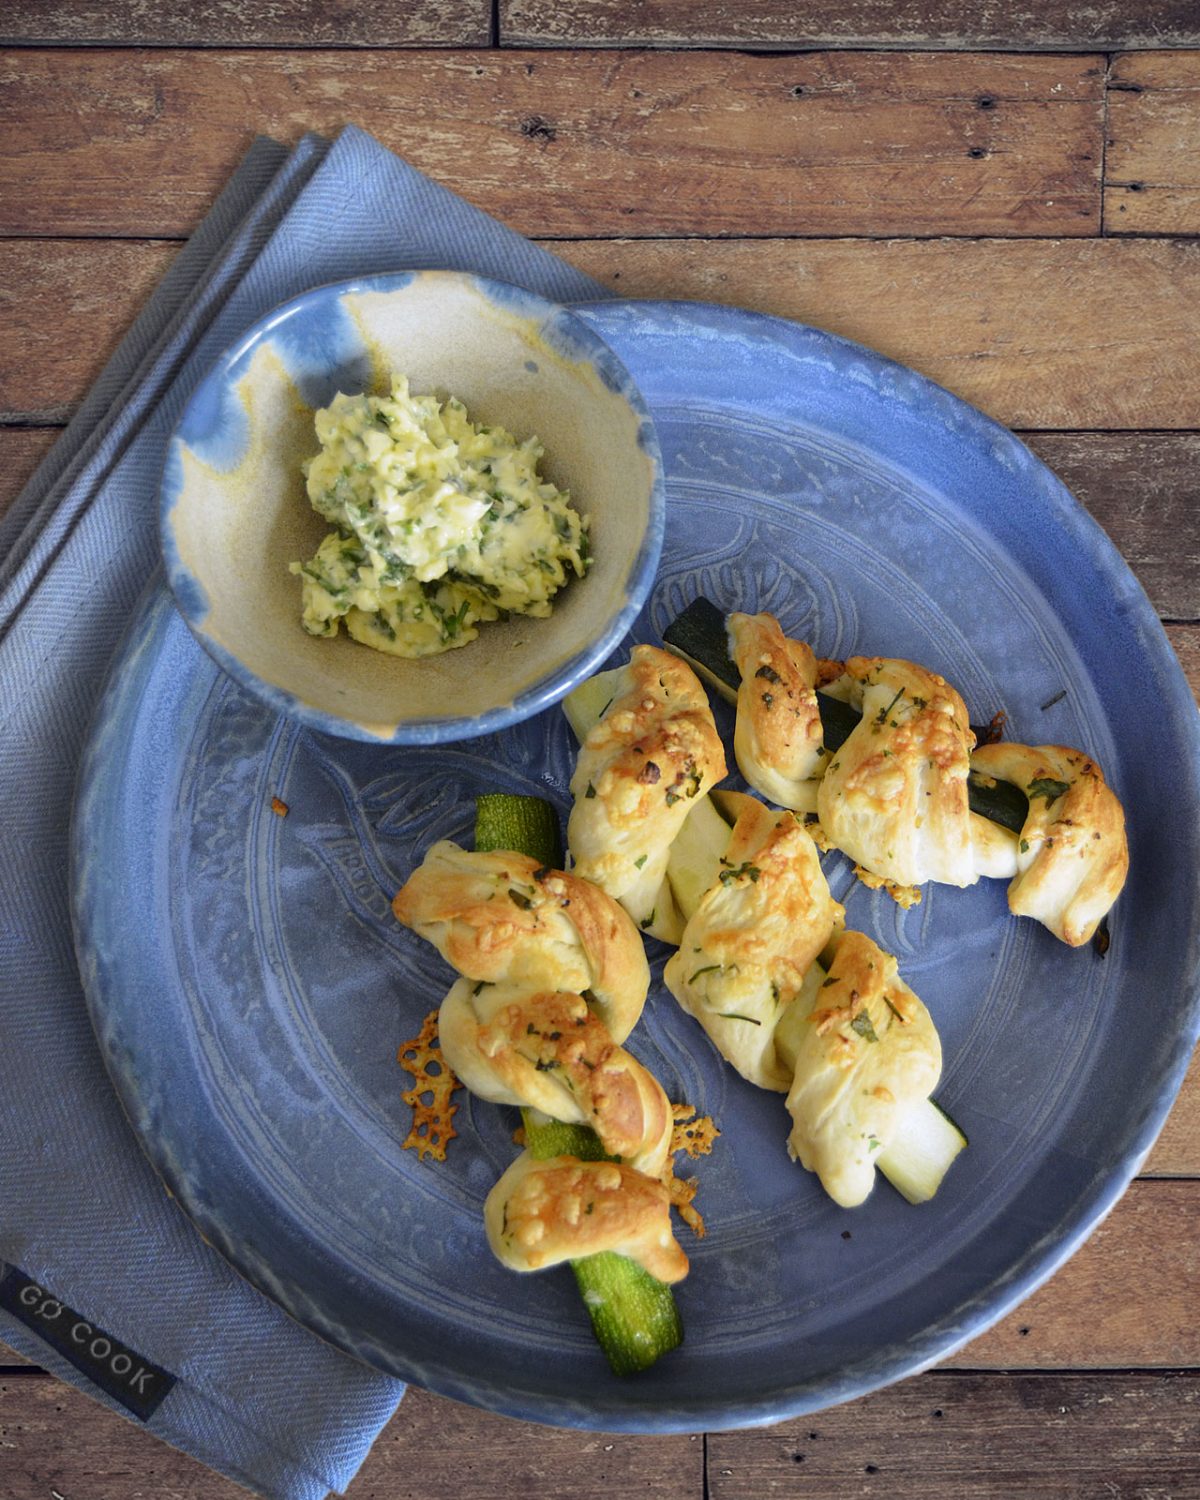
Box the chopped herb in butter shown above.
[290,377,591,657]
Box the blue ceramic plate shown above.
[72,301,1200,1431]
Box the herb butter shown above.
[291,378,591,657]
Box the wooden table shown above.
[3,5,1199,1495]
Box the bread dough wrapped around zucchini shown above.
[568,645,726,943]
[728,611,828,813]
[777,929,942,1209]
[664,789,962,1206]
[392,842,649,1043]
[969,742,1129,947]
[397,834,689,1307]
[816,656,978,890]
[485,1153,688,1283]
[663,799,843,1091]
[438,980,674,1177]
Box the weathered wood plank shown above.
[0,49,1104,239]
[8,238,1200,433]
[0,241,178,426]
[1166,624,1200,701]
[1024,433,1200,620]
[557,236,1200,430]
[7,1368,1200,1500]
[946,1181,1200,1369]
[4,430,1195,626]
[502,0,1200,52]
[3,425,1196,632]
[5,1181,1200,1388]
[1106,52,1200,235]
[1,0,491,47]
[708,1371,1200,1499]
[7,1182,1200,1488]
[0,1376,703,1500]
[1148,1035,1200,1173]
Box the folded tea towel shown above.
[0,124,606,1499]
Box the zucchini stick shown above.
[662,596,1029,835]
[521,1108,683,1376]
[476,795,683,1374]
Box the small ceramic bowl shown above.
[160,271,665,743]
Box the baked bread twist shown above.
[663,796,844,1090]
[568,644,727,944]
[728,611,828,813]
[484,1152,688,1283]
[969,742,1128,947]
[781,928,941,1208]
[728,614,1128,946]
[664,797,943,1208]
[438,979,673,1177]
[392,840,650,1044]
[817,655,978,890]
[394,845,686,1282]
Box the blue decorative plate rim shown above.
[158,270,667,745]
[75,297,1200,1432]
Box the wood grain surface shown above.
[557,237,1200,430]
[1,423,1195,642]
[1106,51,1200,234]
[0,49,1105,239]
[1,0,491,47]
[705,1372,1200,1499]
[502,0,1200,52]
[7,237,1200,431]
[5,1369,1200,1499]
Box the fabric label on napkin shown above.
[0,1264,177,1420]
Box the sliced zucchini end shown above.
[877,1098,968,1205]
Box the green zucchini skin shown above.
[475,792,564,865]
[663,597,1030,836]
[473,796,683,1376]
[520,1108,683,1375]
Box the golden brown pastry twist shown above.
[665,796,944,1209]
[484,1153,688,1283]
[969,742,1128,947]
[392,840,650,1044]
[437,980,674,1178]
[568,644,727,943]
[728,614,1128,946]
[394,846,686,1282]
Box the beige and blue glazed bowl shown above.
[160,271,665,742]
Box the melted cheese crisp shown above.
[291,378,591,657]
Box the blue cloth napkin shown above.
[0,125,607,1498]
